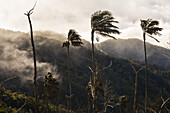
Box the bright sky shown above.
[0,0,170,47]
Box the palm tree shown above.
[24,3,38,113]
[140,19,163,113]
[63,29,83,112]
[90,10,120,113]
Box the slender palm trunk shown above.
[91,30,96,113]
[91,30,95,69]
[143,32,148,113]
[67,45,72,112]
[133,72,138,113]
[27,15,38,113]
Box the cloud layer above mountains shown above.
[0,0,170,46]
[0,29,60,82]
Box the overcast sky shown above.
[0,0,170,47]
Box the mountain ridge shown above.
[0,29,169,112]
[96,38,170,70]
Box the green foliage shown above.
[0,86,67,113]
[0,31,169,112]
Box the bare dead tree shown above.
[0,76,17,85]
[87,61,112,113]
[24,2,38,113]
[159,95,170,113]
[138,93,170,113]
[0,76,17,90]
[138,104,156,113]
[129,60,144,113]
[102,80,115,113]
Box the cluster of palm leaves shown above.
[25,2,165,112]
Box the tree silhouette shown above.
[87,62,112,113]
[116,95,129,113]
[102,81,115,113]
[63,29,83,112]
[44,72,59,113]
[140,19,163,113]
[129,60,144,113]
[24,2,38,113]
[90,10,120,113]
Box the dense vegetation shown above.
[0,86,69,113]
[0,6,169,113]
[0,30,169,112]
[96,38,170,71]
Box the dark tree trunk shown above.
[92,94,96,113]
[143,32,148,113]
[91,30,96,113]
[87,91,91,113]
[27,15,38,113]
[67,45,72,113]
[133,72,138,113]
[120,105,122,113]
[91,30,95,70]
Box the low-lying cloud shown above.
[0,29,61,83]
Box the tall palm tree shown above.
[24,3,38,113]
[63,29,83,112]
[90,10,120,113]
[140,19,163,113]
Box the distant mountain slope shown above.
[0,29,169,112]
[96,38,170,70]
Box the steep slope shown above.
[96,38,170,70]
[0,29,169,112]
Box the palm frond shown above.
[67,29,83,47]
[97,19,119,26]
[96,28,120,35]
[148,20,159,27]
[62,41,70,47]
[147,34,160,42]
[147,27,163,35]
[71,41,83,47]
[97,22,119,29]
[91,10,120,39]
[140,19,148,31]
[97,32,117,40]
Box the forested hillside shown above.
[0,29,169,112]
[96,38,170,70]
